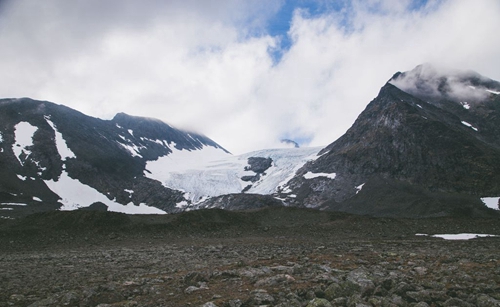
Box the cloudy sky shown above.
[1,0,499,154]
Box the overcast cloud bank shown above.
[0,0,499,154]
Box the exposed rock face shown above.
[280,64,500,217]
[196,194,283,211]
[281,139,300,148]
[241,157,273,183]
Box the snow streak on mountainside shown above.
[145,146,321,205]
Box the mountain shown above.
[1,64,499,218]
[0,98,230,217]
[0,98,322,217]
[279,64,500,217]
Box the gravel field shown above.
[1,208,499,307]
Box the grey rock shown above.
[413,267,427,275]
[254,274,295,287]
[306,298,333,307]
[27,297,58,307]
[60,290,80,306]
[227,299,242,307]
[246,289,275,305]
[406,290,431,302]
[324,281,361,300]
[347,268,375,296]
[443,298,474,307]
[475,294,500,307]
[184,286,201,294]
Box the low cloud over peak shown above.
[390,63,500,103]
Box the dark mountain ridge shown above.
[0,98,228,216]
[280,64,500,217]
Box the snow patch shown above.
[45,116,76,160]
[460,102,470,110]
[280,186,292,194]
[461,121,478,131]
[355,183,365,194]
[124,189,134,194]
[416,104,422,109]
[17,174,27,181]
[33,197,42,202]
[1,203,27,206]
[175,200,189,209]
[0,131,3,142]
[13,121,38,165]
[0,208,13,210]
[416,233,499,240]
[119,142,143,158]
[128,129,134,136]
[485,89,500,95]
[45,171,165,214]
[481,197,499,210]
[303,172,336,180]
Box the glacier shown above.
[145,146,322,203]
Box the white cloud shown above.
[0,0,499,154]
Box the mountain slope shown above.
[0,98,320,217]
[280,64,500,217]
[0,98,229,216]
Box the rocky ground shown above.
[0,208,499,307]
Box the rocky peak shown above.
[112,112,229,153]
[280,66,500,217]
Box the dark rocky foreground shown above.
[0,208,499,307]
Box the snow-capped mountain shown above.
[0,98,321,217]
[0,98,229,217]
[1,64,499,218]
[280,64,500,217]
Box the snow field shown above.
[45,171,165,214]
[145,146,322,202]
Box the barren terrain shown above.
[1,208,499,307]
